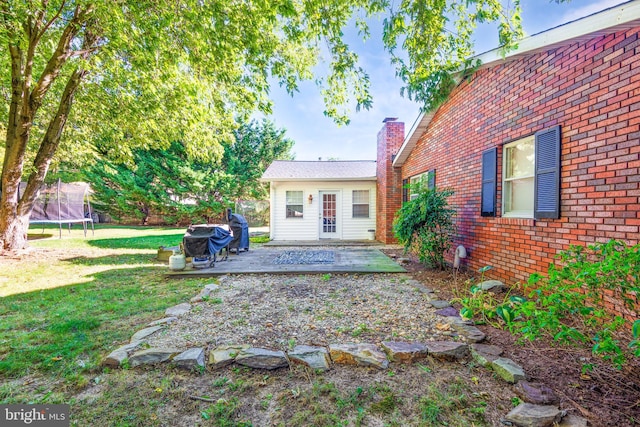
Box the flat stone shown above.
[165,303,191,316]
[103,341,144,367]
[557,414,588,427]
[447,319,486,343]
[435,306,459,317]
[235,348,289,370]
[288,345,331,371]
[478,280,506,292]
[381,341,428,363]
[424,341,469,360]
[470,344,503,367]
[173,348,205,370]
[129,348,180,367]
[209,344,250,369]
[329,343,389,369]
[103,349,128,367]
[429,300,452,309]
[191,283,220,303]
[514,381,559,405]
[130,325,165,343]
[397,258,411,264]
[147,317,178,326]
[491,357,526,383]
[503,403,562,427]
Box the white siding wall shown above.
[270,180,376,241]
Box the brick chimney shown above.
[376,118,404,244]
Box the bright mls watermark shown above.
[1,405,69,426]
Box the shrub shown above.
[392,183,456,269]
[458,241,640,368]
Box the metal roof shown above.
[393,0,640,167]
[261,160,377,181]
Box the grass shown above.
[0,225,498,426]
[0,225,209,388]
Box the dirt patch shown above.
[146,273,457,351]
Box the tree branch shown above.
[20,30,99,213]
[29,4,94,112]
[36,0,68,44]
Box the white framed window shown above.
[352,190,370,218]
[286,191,303,218]
[502,135,535,217]
[408,170,435,200]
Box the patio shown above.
[166,243,406,277]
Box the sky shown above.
[264,0,631,161]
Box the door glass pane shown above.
[322,194,336,233]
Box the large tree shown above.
[85,119,293,225]
[0,0,523,251]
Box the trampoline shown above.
[19,179,94,238]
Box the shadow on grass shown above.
[63,253,163,266]
[27,233,55,240]
[0,264,207,381]
[88,232,184,250]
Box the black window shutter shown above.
[481,148,497,217]
[402,179,408,203]
[427,169,436,189]
[534,125,561,219]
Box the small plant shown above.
[321,273,332,282]
[351,323,370,337]
[511,240,640,368]
[260,394,273,410]
[454,266,520,326]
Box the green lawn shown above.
[0,225,209,396]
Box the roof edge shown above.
[393,1,640,167]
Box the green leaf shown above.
[460,307,473,320]
[496,305,514,324]
[509,296,527,305]
[633,320,640,339]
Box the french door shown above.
[320,191,338,238]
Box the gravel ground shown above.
[146,273,459,352]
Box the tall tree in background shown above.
[1,0,525,251]
[86,120,293,225]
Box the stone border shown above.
[102,280,587,427]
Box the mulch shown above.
[382,248,640,427]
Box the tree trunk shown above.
[0,209,30,252]
[0,6,96,252]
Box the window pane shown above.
[286,205,303,218]
[286,191,303,204]
[286,191,303,218]
[505,137,535,179]
[352,190,369,204]
[353,204,369,218]
[504,177,534,213]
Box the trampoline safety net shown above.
[18,179,94,238]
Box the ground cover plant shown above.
[456,241,640,369]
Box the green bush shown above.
[513,240,639,367]
[392,183,456,270]
[457,241,640,368]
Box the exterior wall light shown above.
[308,194,313,204]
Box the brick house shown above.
[377,2,639,314]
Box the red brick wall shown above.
[401,27,640,312]
[376,120,405,243]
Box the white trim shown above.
[393,1,640,167]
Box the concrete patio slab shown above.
[166,246,405,277]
